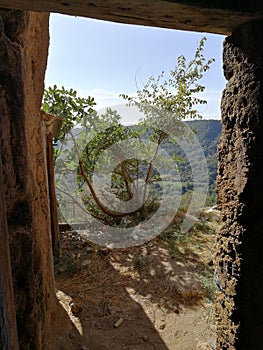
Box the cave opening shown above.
[44,13,224,349]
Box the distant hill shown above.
[183,119,221,204]
[128,119,221,205]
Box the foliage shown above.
[43,37,215,226]
[42,86,133,220]
[120,37,214,132]
[42,85,96,140]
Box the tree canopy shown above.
[42,37,214,237]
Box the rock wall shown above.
[0,152,18,350]
[0,0,263,35]
[0,9,62,349]
[216,19,263,349]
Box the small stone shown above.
[114,317,124,328]
[159,322,166,330]
[81,259,91,267]
[142,335,149,342]
[70,302,82,314]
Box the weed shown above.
[131,253,150,272]
[168,245,178,258]
[198,266,216,302]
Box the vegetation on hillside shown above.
[178,119,221,205]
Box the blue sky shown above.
[45,13,226,121]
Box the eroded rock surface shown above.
[0,9,74,349]
[216,20,263,350]
[0,0,263,35]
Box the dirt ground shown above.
[54,210,219,350]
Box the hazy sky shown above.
[45,13,226,122]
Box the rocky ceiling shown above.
[0,0,263,35]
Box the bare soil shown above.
[54,210,219,350]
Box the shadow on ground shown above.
[54,223,216,349]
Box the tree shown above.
[42,86,140,222]
[120,37,214,217]
[42,37,214,226]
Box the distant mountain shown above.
[183,119,221,204]
[127,119,221,205]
